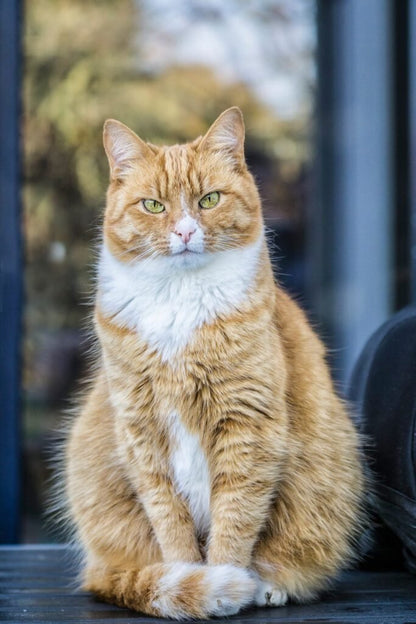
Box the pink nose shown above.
[174,221,196,244]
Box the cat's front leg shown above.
[207,413,285,568]
[116,419,202,564]
[137,474,203,563]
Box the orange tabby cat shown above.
[65,107,365,619]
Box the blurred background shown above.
[1,0,415,543]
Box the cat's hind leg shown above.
[66,399,164,574]
[252,485,362,604]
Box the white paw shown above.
[255,579,288,607]
[206,565,257,617]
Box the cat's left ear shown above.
[199,107,245,170]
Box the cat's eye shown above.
[143,199,165,214]
[199,191,220,209]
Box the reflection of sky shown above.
[137,0,316,119]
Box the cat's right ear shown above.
[103,120,152,179]
[198,107,246,170]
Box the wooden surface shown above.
[1,545,415,623]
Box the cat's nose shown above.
[174,217,197,244]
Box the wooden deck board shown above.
[1,546,415,624]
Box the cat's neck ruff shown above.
[98,234,264,362]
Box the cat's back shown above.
[273,286,327,364]
[271,285,361,473]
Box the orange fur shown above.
[64,107,366,618]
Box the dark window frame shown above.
[0,0,22,543]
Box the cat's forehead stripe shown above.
[159,145,201,199]
[155,153,169,199]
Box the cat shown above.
[64,107,365,619]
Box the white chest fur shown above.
[98,236,262,362]
[168,411,211,535]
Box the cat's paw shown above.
[254,579,288,607]
[205,565,257,617]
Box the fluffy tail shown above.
[89,562,257,619]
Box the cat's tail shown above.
[89,562,257,619]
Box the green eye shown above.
[143,199,165,214]
[199,191,220,209]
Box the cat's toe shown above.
[267,588,288,606]
[255,580,288,607]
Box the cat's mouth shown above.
[172,247,201,256]
[169,246,209,270]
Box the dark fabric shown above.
[349,305,416,573]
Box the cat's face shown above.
[103,108,263,269]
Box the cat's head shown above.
[102,107,263,269]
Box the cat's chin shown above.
[169,250,209,270]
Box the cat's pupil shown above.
[200,191,219,209]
